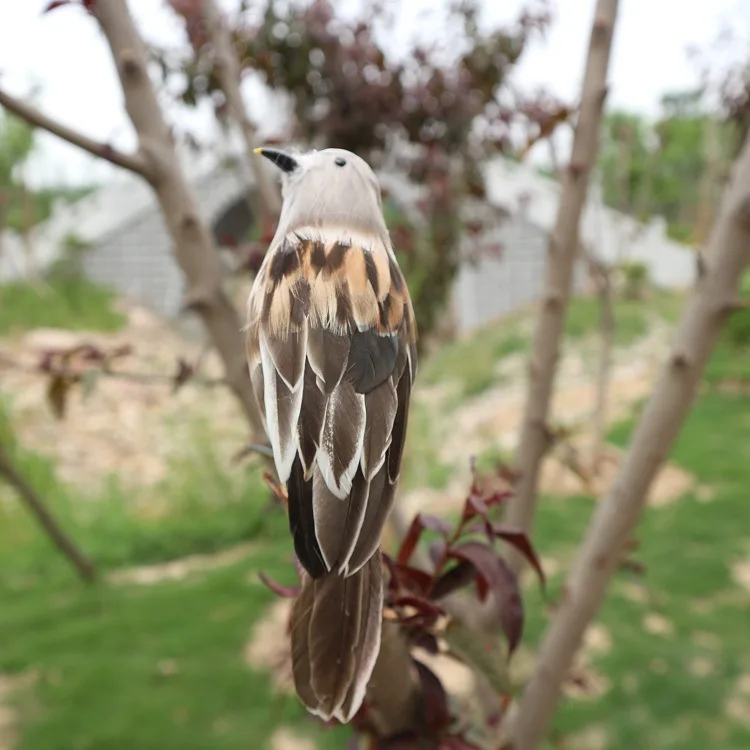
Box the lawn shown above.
[0,404,349,750]
[2,285,749,750]
[516,394,750,748]
[0,274,125,336]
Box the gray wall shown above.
[82,165,254,319]
[451,217,588,335]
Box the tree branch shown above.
[505,0,621,575]
[84,0,265,438]
[506,116,750,750]
[0,87,152,179]
[200,0,282,218]
[0,443,96,582]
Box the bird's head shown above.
[254,146,387,238]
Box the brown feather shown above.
[289,574,318,712]
[307,328,350,394]
[297,364,327,477]
[317,378,365,498]
[347,458,397,574]
[361,377,398,480]
[312,465,369,573]
[308,567,365,717]
[261,327,307,391]
[335,552,384,723]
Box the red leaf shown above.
[392,595,444,619]
[43,0,72,10]
[462,492,490,523]
[397,513,451,565]
[428,538,447,568]
[490,525,546,589]
[446,541,524,653]
[393,563,434,595]
[476,574,489,601]
[258,571,300,598]
[429,561,477,600]
[413,659,451,732]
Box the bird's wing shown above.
[246,230,417,577]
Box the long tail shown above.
[289,550,384,723]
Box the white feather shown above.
[260,335,303,483]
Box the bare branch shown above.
[200,0,282,218]
[506,0,621,574]
[0,87,152,179]
[0,352,226,389]
[507,114,750,750]
[84,0,264,437]
[0,444,97,582]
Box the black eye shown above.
[334,157,347,167]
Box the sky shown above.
[0,0,748,187]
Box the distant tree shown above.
[160,0,565,344]
[598,91,740,243]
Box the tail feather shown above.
[290,551,384,722]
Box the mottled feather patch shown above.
[326,241,350,272]
[309,241,327,271]
[363,252,379,298]
[335,284,353,328]
[388,255,403,292]
[268,241,301,286]
[289,279,311,327]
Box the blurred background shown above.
[1,0,750,748]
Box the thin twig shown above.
[0,444,97,582]
[0,354,226,389]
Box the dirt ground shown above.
[0,301,249,496]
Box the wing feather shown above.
[316,378,365,499]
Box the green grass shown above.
[0,404,350,750]
[0,274,125,335]
[417,291,685,402]
[518,390,750,749]
[420,324,527,398]
[564,290,684,346]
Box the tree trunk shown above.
[505,125,750,750]
[505,0,620,574]
[90,0,264,437]
[0,444,96,582]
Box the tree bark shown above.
[0,444,96,582]
[87,0,264,436]
[506,125,750,750]
[201,0,282,219]
[505,0,620,574]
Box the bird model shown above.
[245,146,417,723]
